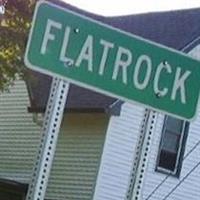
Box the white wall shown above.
[94,102,200,200]
[93,102,146,200]
[142,110,200,200]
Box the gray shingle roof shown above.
[26,1,200,113]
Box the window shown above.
[156,116,189,177]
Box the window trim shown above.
[156,116,189,177]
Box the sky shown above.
[62,0,200,16]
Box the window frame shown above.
[156,116,189,177]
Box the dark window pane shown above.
[0,179,27,200]
[156,116,189,177]
[0,191,23,200]
[158,150,177,171]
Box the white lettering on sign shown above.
[99,40,114,75]
[112,47,132,85]
[75,35,93,72]
[133,55,152,90]
[40,19,192,104]
[171,68,191,104]
[40,19,62,54]
[60,26,72,63]
[153,62,172,97]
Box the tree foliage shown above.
[0,0,37,91]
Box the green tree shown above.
[0,0,37,91]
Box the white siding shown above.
[142,111,200,200]
[94,101,200,200]
[93,103,146,200]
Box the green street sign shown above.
[25,1,200,120]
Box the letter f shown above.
[40,19,62,55]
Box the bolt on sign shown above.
[25,1,200,120]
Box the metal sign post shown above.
[129,110,157,200]
[26,78,69,200]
